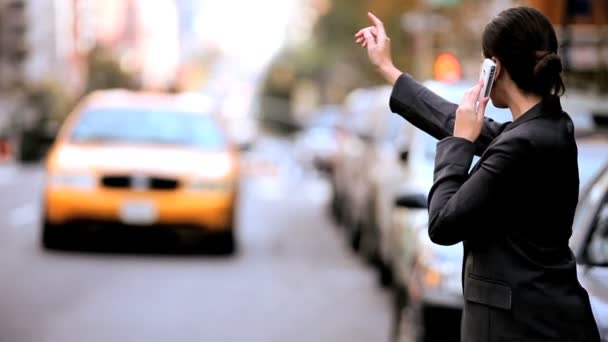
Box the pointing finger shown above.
[368,12,384,29]
[368,12,387,40]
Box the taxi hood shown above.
[48,143,234,179]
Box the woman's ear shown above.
[493,58,502,80]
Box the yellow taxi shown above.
[42,89,239,253]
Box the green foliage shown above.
[258,0,417,134]
[258,51,301,134]
[84,45,136,94]
[28,81,76,123]
[313,0,416,93]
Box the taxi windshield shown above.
[70,108,225,148]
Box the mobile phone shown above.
[479,59,496,102]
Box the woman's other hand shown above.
[454,80,490,142]
[355,12,401,85]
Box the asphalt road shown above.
[0,137,392,342]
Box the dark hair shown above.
[482,6,565,98]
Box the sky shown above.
[195,0,301,71]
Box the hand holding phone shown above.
[454,62,492,142]
[478,59,496,106]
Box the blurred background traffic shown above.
[0,0,607,341]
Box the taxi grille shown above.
[101,175,180,191]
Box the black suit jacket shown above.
[390,74,601,341]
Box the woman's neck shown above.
[507,90,543,121]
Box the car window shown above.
[484,102,512,124]
[577,143,608,191]
[385,113,407,141]
[423,80,512,124]
[407,129,438,166]
[587,199,608,266]
[70,108,225,148]
[423,134,438,162]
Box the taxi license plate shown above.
[119,200,158,226]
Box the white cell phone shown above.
[479,59,496,102]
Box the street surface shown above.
[0,136,392,342]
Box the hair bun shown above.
[534,52,562,78]
[533,52,563,96]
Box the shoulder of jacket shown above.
[480,131,538,167]
[492,130,536,150]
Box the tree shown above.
[312,0,416,98]
[258,0,417,133]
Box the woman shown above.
[356,6,601,341]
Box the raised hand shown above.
[354,12,401,85]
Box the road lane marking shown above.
[9,203,39,227]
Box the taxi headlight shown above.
[48,172,97,190]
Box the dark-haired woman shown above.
[356,6,601,341]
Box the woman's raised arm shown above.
[356,12,508,155]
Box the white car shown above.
[333,85,412,256]
[292,105,342,173]
[570,162,608,342]
[377,79,512,286]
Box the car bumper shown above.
[45,187,235,230]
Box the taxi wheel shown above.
[378,260,394,288]
[41,221,71,250]
[204,230,236,255]
[217,230,236,255]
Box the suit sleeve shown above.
[389,73,509,156]
[426,136,527,246]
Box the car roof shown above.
[81,89,217,114]
[422,79,512,123]
[579,160,608,202]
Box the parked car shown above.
[392,210,463,342]
[377,79,511,286]
[329,87,377,228]
[388,93,608,341]
[380,127,436,287]
[577,133,608,189]
[352,86,413,261]
[292,105,342,174]
[42,90,239,254]
[334,85,412,255]
[570,162,608,342]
